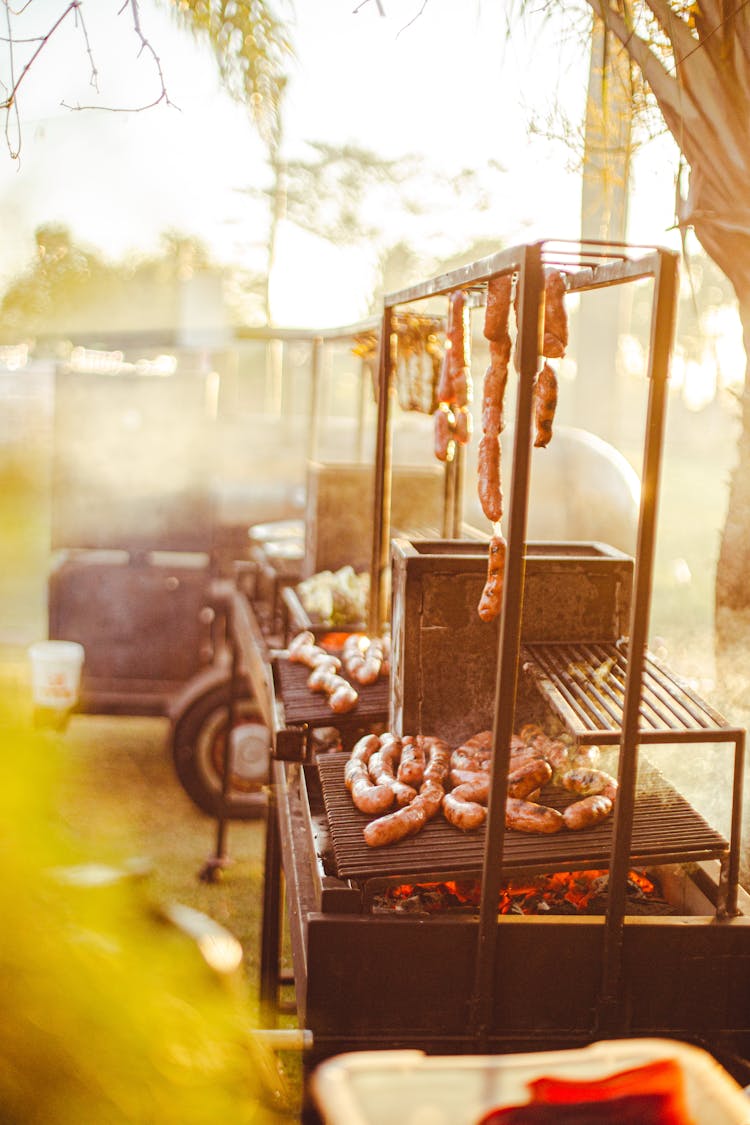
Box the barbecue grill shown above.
[258,239,750,1091]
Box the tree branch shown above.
[61,0,174,113]
[0,1,82,112]
[640,0,697,63]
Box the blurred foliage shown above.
[166,0,293,147]
[0,691,291,1123]
[0,226,249,346]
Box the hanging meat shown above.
[532,268,568,448]
[476,273,513,622]
[542,267,568,358]
[477,534,507,623]
[433,290,472,463]
[534,361,558,449]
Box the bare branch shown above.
[0,1,82,112]
[397,1,429,36]
[0,0,180,159]
[124,0,172,105]
[353,0,386,13]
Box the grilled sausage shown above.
[358,638,384,685]
[363,778,444,847]
[422,736,451,786]
[329,682,359,713]
[561,768,618,803]
[347,733,380,766]
[436,348,454,404]
[289,640,332,668]
[307,658,342,691]
[477,432,503,524]
[341,633,367,680]
[396,736,426,787]
[447,290,469,373]
[342,635,386,686]
[480,360,506,438]
[507,744,551,769]
[478,534,506,622]
[450,766,489,788]
[505,798,564,834]
[442,779,488,831]
[368,738,416,807]
[534,361,558,449]
[287,630,315,656]
[508,758,553,799]
[563,794,613,831]
[457,731,494,754]
[529,734,570,773]
[433,405,453,462]
[450,747,492,773]
[451,364,471,411]
[454,405,472,445]
[542,268,568,358]
[483,274,513,342]
[347,773,394,815]
[570,745,601,768]
[344,736,394,816]
[452,775,490,803]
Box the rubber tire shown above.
[170,678,269,820]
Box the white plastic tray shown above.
[312,1039,750,1125]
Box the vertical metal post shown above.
[453,439,466,537]
[306,337,323,464]
[470,246,543,1044]
[356,357,369,463]
[441,455,457,539]
[599,250,679,1023]
[726,730,746,917]
[260,776,282,1026]
[199,626,240,882]
[368,309,395,636]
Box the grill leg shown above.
[260,781,282,1025]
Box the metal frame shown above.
[371,237,746,1045]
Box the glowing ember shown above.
[376,869,661,915]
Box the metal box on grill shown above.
[390,538,633,745]
[304,462,445,577]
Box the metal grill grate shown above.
[274,657,389,727]
[316,753,728,886]
[521,641,738,745]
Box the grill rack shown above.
[271,655,389,760]
[522,640,741,745]
[315,752,729,902]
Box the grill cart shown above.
[258,239,750,1093]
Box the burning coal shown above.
[373,868,678,916]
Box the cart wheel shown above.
[170,677,269,820]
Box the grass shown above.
[54,714,270,981]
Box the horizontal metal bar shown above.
[385,241,672,309]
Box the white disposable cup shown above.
[28,641,85,710]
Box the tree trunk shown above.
[673,170,750,690]
[714,292,750,692]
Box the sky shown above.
[0,0,682,327]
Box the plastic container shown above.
[28,640,85,710]
[311,1039,750,1125]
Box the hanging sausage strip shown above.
[433,290,472,462]
[533,268,568,448]
[476,274,513,621]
